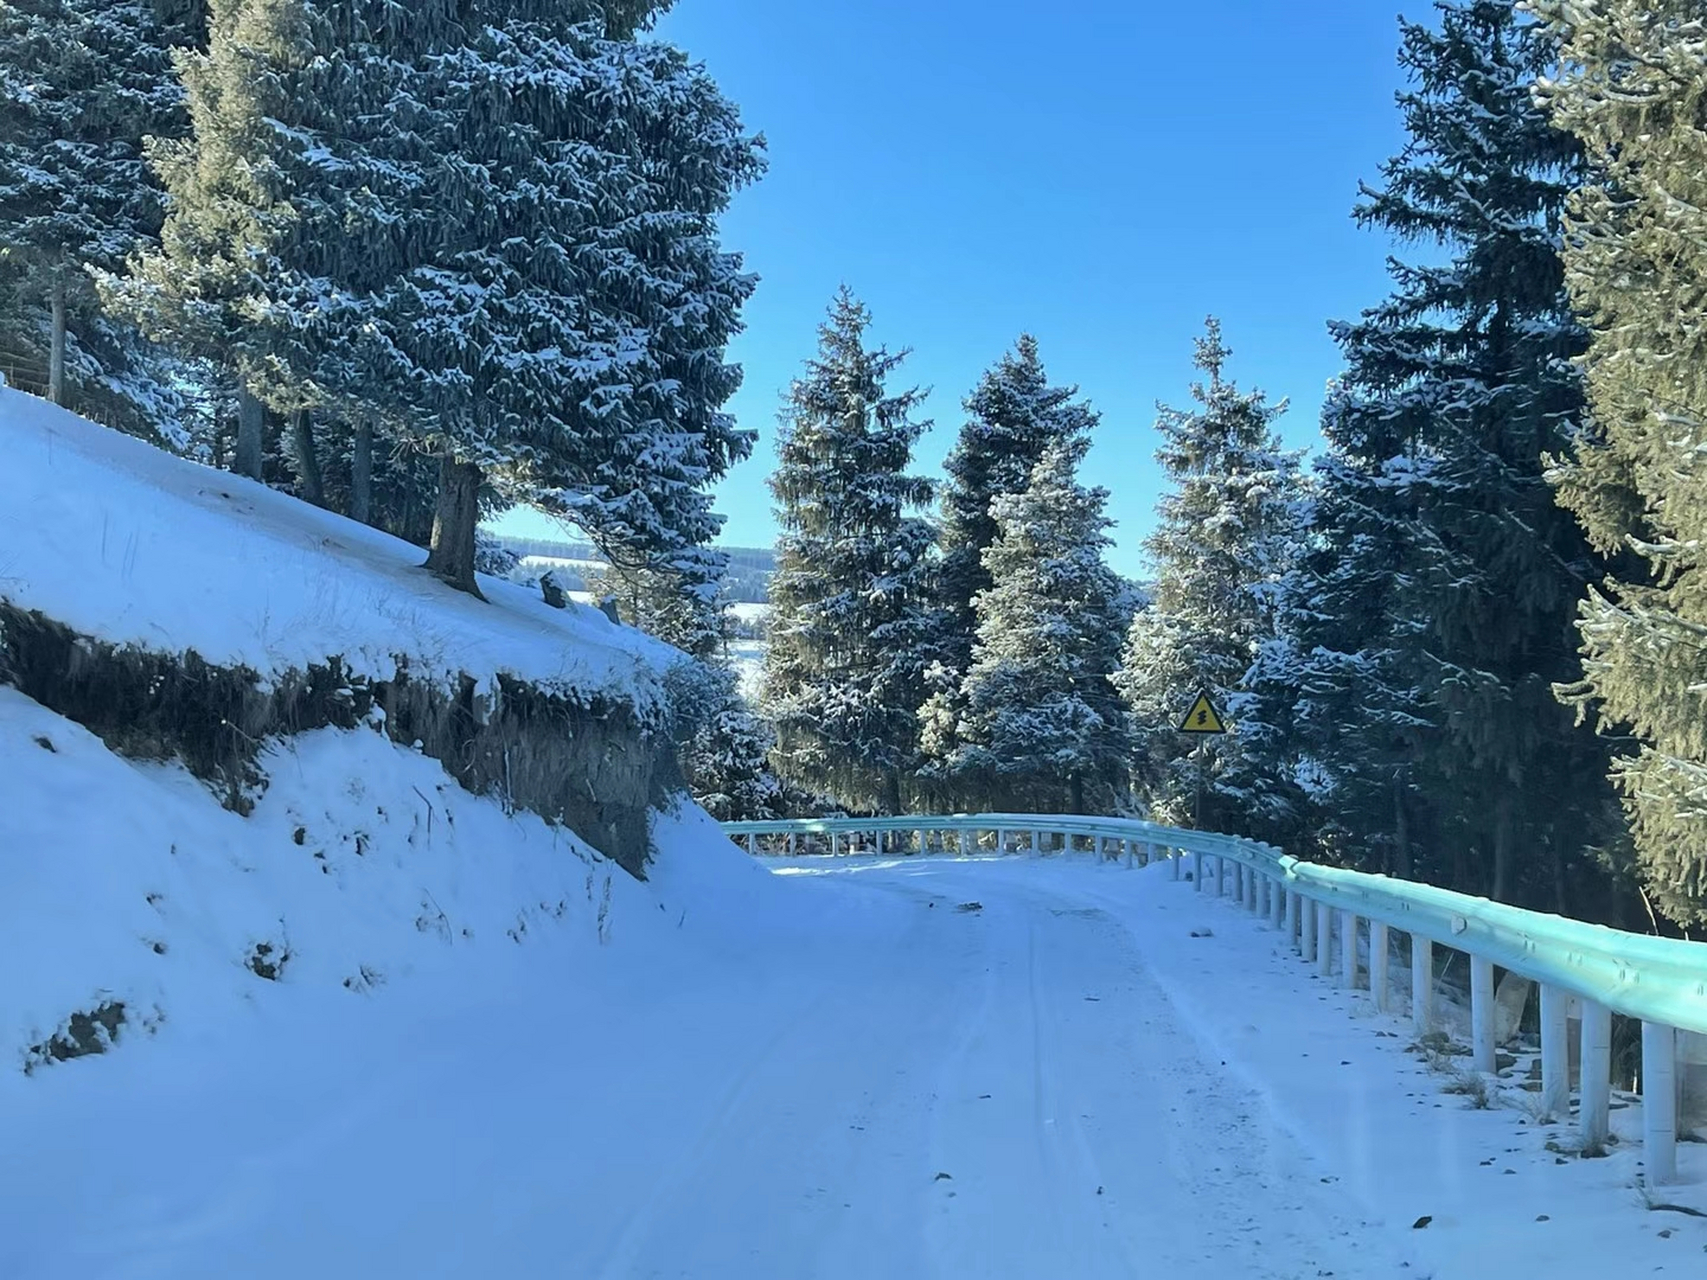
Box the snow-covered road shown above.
[587,859,1396,1280]
[6,845,1697,1279]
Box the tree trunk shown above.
[290,408,325,506]
[1069,772,1085,814]
[1393,774,1413,879]
[351,421,373,524]
[424,454,485,599]
[880,769,902,817]
[48,273,67,406]
[235,387,264,480]
[1491,793,1515,904]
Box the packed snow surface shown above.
[0,388,676,709]
[3,706,1698,1280]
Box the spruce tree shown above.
[116,0,761,596]
[1247,387,1444,870]
[675,659,782,823]
[1286,1,1624,912]
[592,546,730,664]
[934,344,1098,664]
[762,289,937,814]
[0,0,201,439]
[1530,0,1707,926]
[941,436,1131,813]
[920,335,1098,790]
[1113,319,1306,832]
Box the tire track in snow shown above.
[576,857,1418,1279]
[902,858,1420,1279]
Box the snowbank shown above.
[0,682,798,1068]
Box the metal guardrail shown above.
[722,811,1707,1185]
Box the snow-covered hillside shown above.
[0,390,689,875]
[0,388,728,1072]
[0,389,676,707]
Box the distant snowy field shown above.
[724,602,768,701]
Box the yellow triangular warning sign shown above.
[1177,691,1228,734]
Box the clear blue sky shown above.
[493,0,1427,579]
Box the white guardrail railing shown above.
[721,812,1707,1186]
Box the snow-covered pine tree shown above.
[944,435,1130,813]
[1248,385,1443,870]
[116,0,761,597]
[1113,319,1306,832]
[592,545,729,663]
[0,0,202,441]
[673,658,782,823]
[921,335,1100,786]
[1295,1,1624,913]
[1529,0,1707,927]
[762,289,937,814]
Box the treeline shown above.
[756,1,1707,933]
[760,293,1139,818]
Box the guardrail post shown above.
[1248,868,1259,913]
[917,827,927,855]
[1369,922,1389,1011]
[1300,894,1315,960]
[1539,984,1570,1122]
[745,832,756,855]
[1412,934,1433,1035]
[1316,902,1334,977]
[1579,999,1612,1152]
[1340,911,1359,990]
[998,828,1008,855]
[1471,956,1496,1073]
[1271,878,1285,930]
[1031,827,1044,857]
[1193,849,1204,890]
[1642,1022,1678,1185]
[1288,891,1302,953]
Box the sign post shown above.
[1177,690,1229,829]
